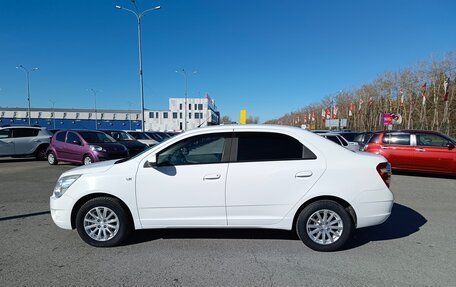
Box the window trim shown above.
[230,131,317,163]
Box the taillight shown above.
[376,162,391,188]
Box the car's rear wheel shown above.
[47,152,58,165]
[75,197,131,247]
[83,155,93,165]
[35,146,48,160]
[296,200,353,252]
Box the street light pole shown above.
[88,89,99,130]
[115,2,161,132]
[16,65,39,126]
[176,69,197,131]
[49,99,56,129]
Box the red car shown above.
[364,130,456,175]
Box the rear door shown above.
[412,132,456,173]
[381,132,414,170]
[53,131,67,160]
[11,128,39,155]
[225,131,325,226]
[0,128,14,155]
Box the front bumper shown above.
[351,188,394,228]
[50,194,75,230]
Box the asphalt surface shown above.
[0,158,455,286]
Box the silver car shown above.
[0,126,52,159]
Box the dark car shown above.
[364,130,456,175]
[353,132,374,150]
[46,130,129,165]
[103,130,148,157]
[144,131,170,143]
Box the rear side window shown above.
[383,133,410,146]
[12,128,39,138]
[236,132,316,162]
[56,131,66,142]
[325,135,342,145]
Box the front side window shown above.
[157,134,228,166]
[236,132,316,162]
[415,133,450,147]
[56,131,66,142]
[383,133,410,146]
[0,128,11,139]
[337,136,349,146]
[66,132,81,145]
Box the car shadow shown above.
[122,203,426,249]
[393,170,455,179]
[341,203,427,250]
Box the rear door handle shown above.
[381,146,389,150]
[203,174,221,181]
[295,171,313,178]
[33,139,41,142]
[415,148,425,152]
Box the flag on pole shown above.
[368,96,373,106]
[358,98,364,111]
[321,109,325,120]
[311,111,315,122]
[400,89,404,107]
[333,106,338,119]
[422,82,427,106]
[443,78,449,102]
[325,108,331,119]
[349,102,353,116]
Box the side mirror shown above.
[448,143,455,150]
[144,154,158,168]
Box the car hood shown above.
[117,140,146,149]
[137,139,158,146]
[61,159,117,177]
[92,142,127,152]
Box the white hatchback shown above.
[50,125,393,251]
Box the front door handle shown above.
[415,148,426,152]
[203,174,221,181]
[295,171,313,178]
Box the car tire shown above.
[296,200,353,252]
[83,155,93,165]
[75,197,132,247]
[47,152,58,165]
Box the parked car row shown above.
[313,129,456,175]
[0,126,179,165]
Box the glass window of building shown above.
[173,112,178,119]
[163,112,168,119]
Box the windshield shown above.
[79,131,116,143]
[107,131,135,141]
[129,132,151,140]
[146,132,165,142]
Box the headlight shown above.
[53,175,81,198]
[90,145,106,152]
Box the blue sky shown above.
[1,0,455,122]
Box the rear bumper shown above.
[351,187,394,228]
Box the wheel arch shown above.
[292,195,357,231]
[70,193,134,230]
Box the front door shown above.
[64,132,84,162]
[413,132,456,173]
[381,132,414,170]
[136,132,231,227]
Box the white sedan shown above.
[50,125,393,251]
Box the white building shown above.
[0,96,220,132]
[145,97,220,131]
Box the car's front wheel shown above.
[75,197,131,247]
[296,200,353,252]
[83,155,93,165]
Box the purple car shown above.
[46,130,129,165]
